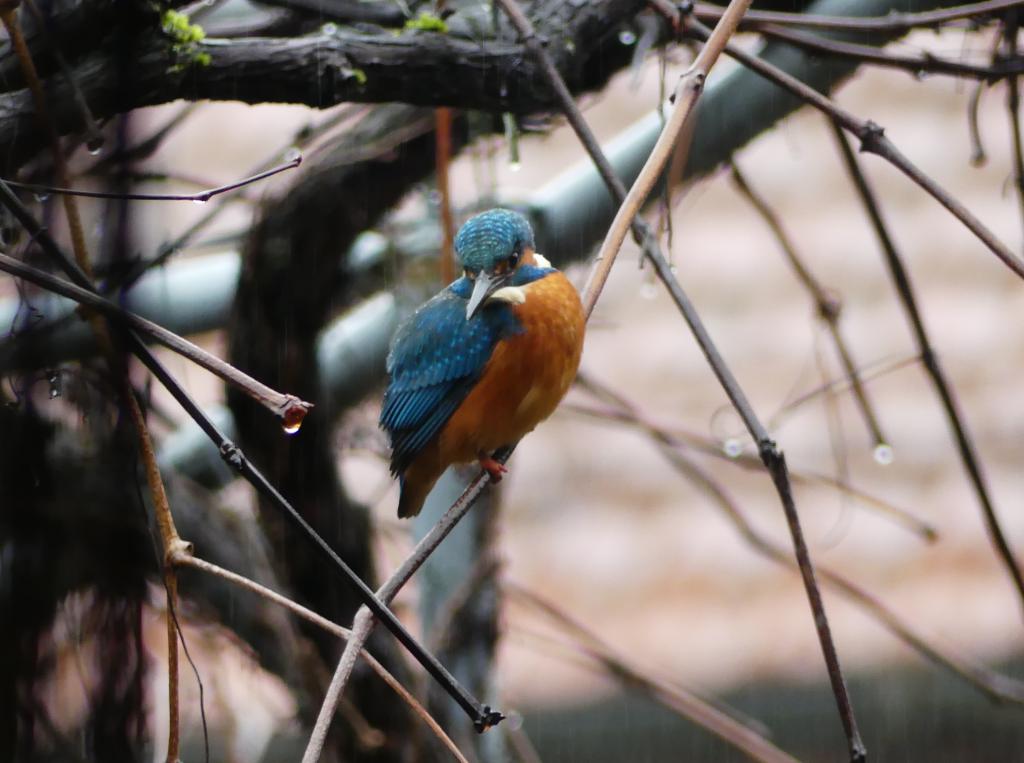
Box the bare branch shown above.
[829,121,1024,621]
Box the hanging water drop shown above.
[873,442,894,465]
[723,439,743,458]
[284,146,302,163]
[618,28,637,46]
[282,420,302,435]
[192,198,207,205]
[47,371,61,399]
[509,160,522,173]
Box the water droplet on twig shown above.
[723,439,743,458]
[873,443,894,465]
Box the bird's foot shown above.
[478,455,508,483]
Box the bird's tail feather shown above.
[397,472,441,519]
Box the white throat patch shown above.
[533,252,552,269]
[488,286,527,305]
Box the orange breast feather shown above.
[437,271,585,464]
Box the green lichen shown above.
[350,68,367,86]
[162,10,210,71]
[404,11,448,33]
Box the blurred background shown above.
[2,0,1023,761]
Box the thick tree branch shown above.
[0,0,645,171]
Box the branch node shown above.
[858,120,886,152]
[219,441,245,470]
[167,537,195,565]
[473,707,506,733]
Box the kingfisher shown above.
[380,208,586,518]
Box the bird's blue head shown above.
[454,209,537,319]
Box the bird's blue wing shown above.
[381,284,519,474]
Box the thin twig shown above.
[23,0,104,152]
[435,107,457,284]
[171,552,470,763]
[729,161,887,450]
[829,120,1024,622]
[967,80,988,165]
[1004,17,1024,245]
[756,22,1021,81]
[506,583,802,763]
[649,439,1024,706]
[4,156,302,202]
[500,0,865,758]
[684,16,1024,280]
[564,393,938,543]
[0,245,313,429]
[694,0,1024,33]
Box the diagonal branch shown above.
[0,241,312,429]
[500,0,866,759]
[683,16,1024,280]
[695,0,1024,33]
[171,552,470,763]
[729,161,888,451]
[829,120,1024,621]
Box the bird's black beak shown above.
[466,269,510,319]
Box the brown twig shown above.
[0,247,314,429]
[684,16,1024,280]
[572,369,937,542]
[688,17,1024,280]
[22,0,104,152]
[650,439,1024,706]
[1003,17,1024,244]
[506,582,802,763]
[729,161,887,450]
[4,155,302,202]
[171,552,470,763]
[756,22,1021,81]
[435,107,457,284]
[829,120,1024,622]
[967,80,988,165]
[694,0,1024,33]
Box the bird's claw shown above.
[478,455,509,482]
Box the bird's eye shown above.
[464,268,476,281]
[508,251,521,268]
